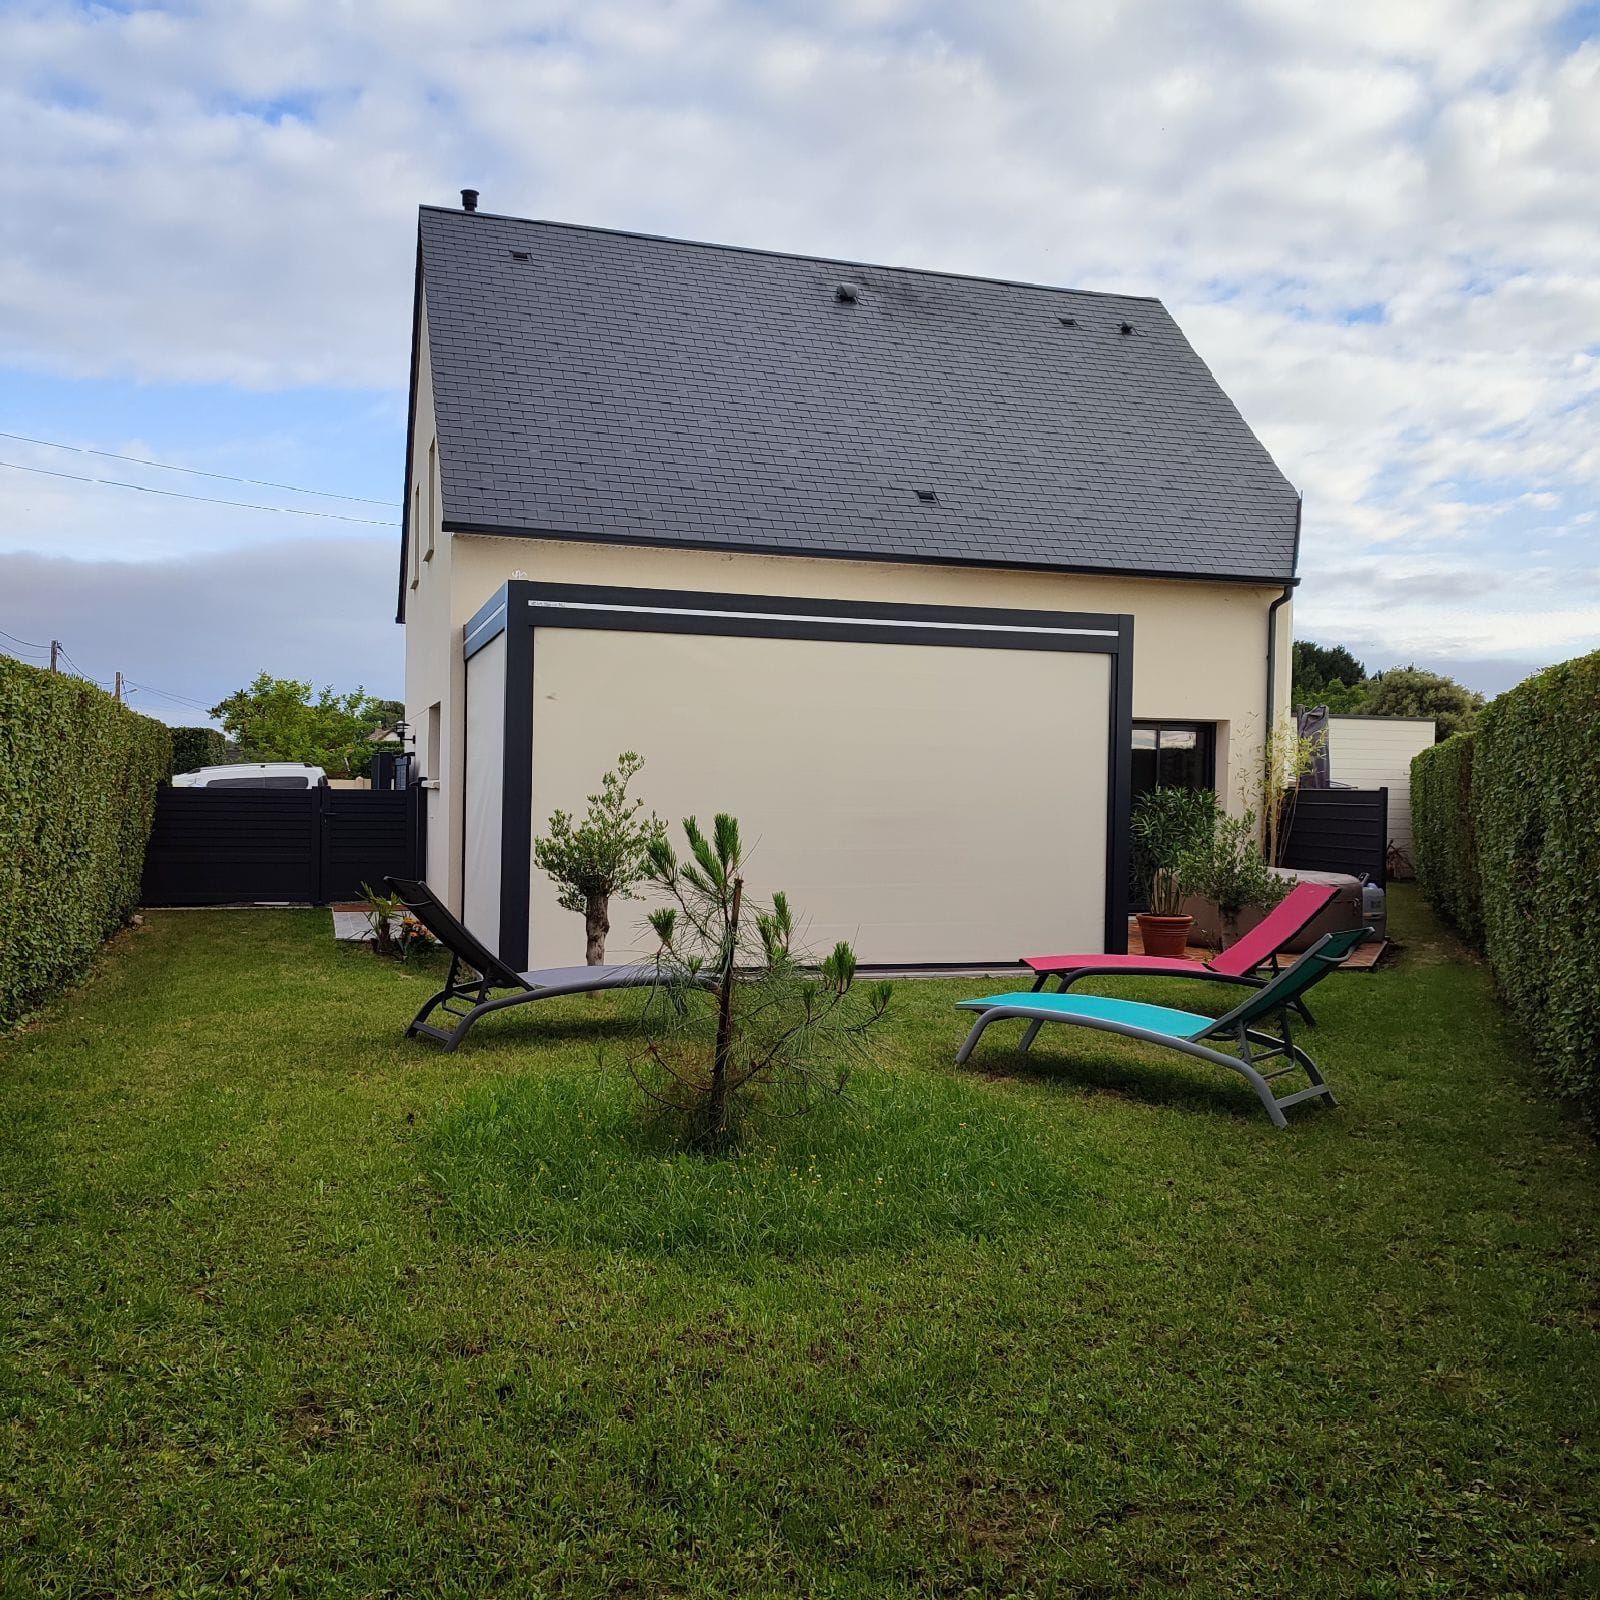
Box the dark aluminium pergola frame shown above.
[461,579,1135,972]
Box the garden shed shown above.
[1325,716,1436,875]
[399,198,1303,968]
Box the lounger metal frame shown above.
[956,928,1370,1128]
[385,877,681,1052]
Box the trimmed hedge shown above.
[1411,733,1482,946]
[1473,651,1600,1124]
[169,724,226,775]
[0,658,172,1029]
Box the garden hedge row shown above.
[169,724,226,775]
[1410,732,1482,945]
[0,658,172,1029]
[1412,649,1600,1124]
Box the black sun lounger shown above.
[385,877,672,1051]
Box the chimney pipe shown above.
[461,188,479,213]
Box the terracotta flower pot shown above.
[1135,913,1193,959]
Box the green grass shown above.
[1,890,1596,1597]
[428,1067,1091,1258]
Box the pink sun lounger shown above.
[1025,880,1339,1023]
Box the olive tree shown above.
[635,813,892,1151]
[533,753,663,965]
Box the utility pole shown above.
[114,670,124,704]
[50,640,61,671]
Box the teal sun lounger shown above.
[955,927,1370,1128]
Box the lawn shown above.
[1,889,1596,1597]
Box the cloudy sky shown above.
[2,0,1596,723]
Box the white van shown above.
[170,763,327,790]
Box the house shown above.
[399,196,1301,969]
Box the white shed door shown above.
[527,627,1110,968]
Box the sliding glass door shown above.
[1129,722,1216,908]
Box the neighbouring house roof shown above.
[404,204,1300,606]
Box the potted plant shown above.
[1180,807,1287,947]
[1130,787,1218,958]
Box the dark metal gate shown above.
[140,786,426,906]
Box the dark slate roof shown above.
[414,205,1299,583]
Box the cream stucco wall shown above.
[406,529,1294,917]
[400,306,472,904]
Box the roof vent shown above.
[461,188,480,213]
[1119,320,1134,335]
[1057,315,1078,328]
[509,249,531,262]
[914,488,939,504]
[835,283,859,304]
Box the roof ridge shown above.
[416,204,1164,305]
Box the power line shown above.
[0,429,398,507]
[0,459,399,526]
[54,644,97,682]
[50,643,117,692]
[0,634,213,712]
[125,678,214,711]
[128,681,209,707]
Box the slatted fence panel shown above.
[141,789,317,905]
[1282,787,1389,887]
[140,787,424,906]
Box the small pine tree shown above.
[636,813,891,1151]
[533,753,664,965]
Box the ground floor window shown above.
[1131,721,1215,803]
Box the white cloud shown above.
[0,0,1596,681]
[1,538,401,721]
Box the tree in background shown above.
[639,813,892,1151]
[1313,677,1377,716]
[533,752,664,965]
[209,673,400,777]
[1291,640,1369,712]
[168,726,226,776]
[1362,666,1485,741]
[1292,642,1484,738]
[1293,640,1367,695]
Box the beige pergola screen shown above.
[524,627,1110,968]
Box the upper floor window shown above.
[409,484,421,589]
[425,441,437,562]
